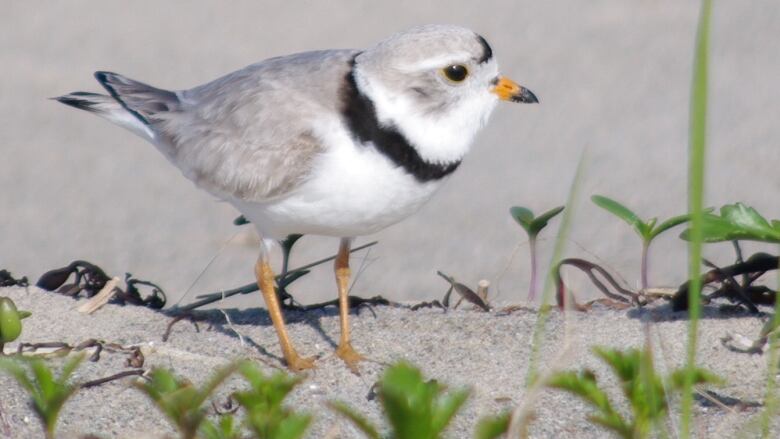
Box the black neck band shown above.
[340,57,460,183]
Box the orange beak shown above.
[491,76,538,103]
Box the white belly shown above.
[232,138,445,240]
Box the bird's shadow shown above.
[176,304,379,364]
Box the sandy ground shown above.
[1,2,779,309]
[0,285,778,438]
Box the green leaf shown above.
[200,415,240,439]
[0,355,84,438]
[328,401,381,439]
[591,195,650,240]
[275,414,312,439]
[430,388,470,434]
[649,214,692,240]
[474,412,510,439]
[547,369,630,437]
[377,362,469,439]
[510,206,565,237]
[529,206,565,236]
[136,363,238,439]
[669,368,722,389]
[680,203,780,243]
[234,362,310,439]
[510,206,535,235]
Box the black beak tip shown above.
[512,88,539,104]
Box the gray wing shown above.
[144,49,358,202]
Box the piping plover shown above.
[56,24,538,372]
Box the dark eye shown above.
[442,64,469,82]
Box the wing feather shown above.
[153,49,358,202]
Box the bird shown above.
[55,24,538,372]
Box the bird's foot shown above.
[285,351,316,372]
[336,341,365,375]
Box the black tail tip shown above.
[52,92,102,112]
[94,71,114,83]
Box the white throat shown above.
[354,69,498,165]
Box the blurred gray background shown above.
[2,1,778,308]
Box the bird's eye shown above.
[441,64,469,82]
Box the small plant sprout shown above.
[134,363,239,439]
[0,354,85,439]
[591,195,692,290]
[0,296,31,354]
[330,361,470,439]
[680,202,780,244]
[474,412,511,439]
[509,205,565,301]
[233,361,311,439]
[200,414,241,439]
[547,346,719,439]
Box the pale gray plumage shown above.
[55,24,537,240]
[94,50,358,202]
[56,25,501,205]
[55,24,538,371]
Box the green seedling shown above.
[0,354,84,439]
[547,346,719,439]
[474,412,511,439]
[591,195,691,290]
[330,361,470,439]
[681,203,780,437]
[233,362,311,439]
[680,202,780,244]
[200,414,242,439]
[0,296,32,353]
[135,363,239,439]
[509,205,565,300]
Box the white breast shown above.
[232,120,445,240]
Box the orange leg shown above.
[335,238,365,373]
[255,257,315,371]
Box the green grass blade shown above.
[526,149,587,385]
[759,252,780,437]
[681,0,712,437]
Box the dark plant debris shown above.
[36,260,165,309]
[694,390,762,411]
[16,339,143,366]
[671,252,778,312]
[437,271,490,312]
[181,239,378,312]
[80,369,145,389]
[555,258,645,311]
[0,270,28,287]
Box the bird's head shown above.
[352,24,538,165]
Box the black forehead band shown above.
[476,34,493,64]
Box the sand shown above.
[0,285,777,438]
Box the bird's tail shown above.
[54,71,180,143]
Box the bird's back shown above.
[58,49,360,203]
